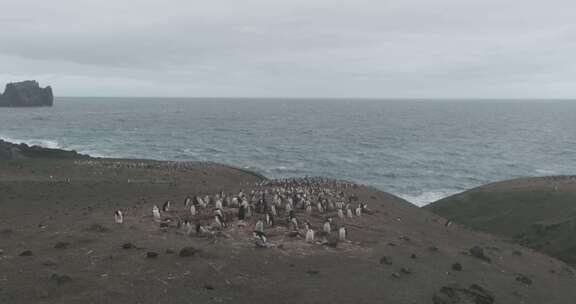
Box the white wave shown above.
[0,135,61,149]
[399,190,458,207]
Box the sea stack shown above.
[0,80,54,107]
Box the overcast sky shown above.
[0,0,575,98]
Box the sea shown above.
[1,97,575,206]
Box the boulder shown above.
[0,80,53,107]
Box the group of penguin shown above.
[114,177,368,247]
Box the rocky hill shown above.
[0,80,54,107]
[426,176,576,265]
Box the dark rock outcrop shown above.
[432,284,495,304]
[0,80,53,107]
[0,140,88,160]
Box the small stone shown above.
[54,242,70,249]
[410,254,417,259]
[379,256,392,265]
[513,250,523,256]
[452,263,463,271]
[122,243,135,250]
[19,250,33,256]
[166,249,176,254]
[391,272,401,278]
[516,275,532,285]
[179,247,200,257]
[428,246,439,252]
[146,252,159,259]
[469,246,491,262]
[204,283,215,290]
[400,267,412,274]
[42,258,58,266]
[50,273,72,285]
[306,269,320,275]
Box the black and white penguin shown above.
[323,218,332,234]
[265,212,274,226]
[338,226,347,241]
[184,196,192,206]
[214,214,225,229]
[338,208,345,218]
[305,221,315,243]
[162,200,171,212]
[190,204,197,216]
[239,204,247,221]
[152,205,161,221]
[253,230,268,247]
[114,210,123,224]
[255,220,264,233]
[445,219,453,228]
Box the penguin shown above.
[239,204,247,221]
[346,207,354,218]
[253,231,268,247]
[290,216,299,231]
[323,218,332,234]
[338,226,347,241]
[114,210,123,224]
[305,204,312,215]
[305,222,315,243]
[270,204,277,217]
[215,199,223,210]
[265,213,274,226]
[190,204,197,216]
[195,223,206,235]
[152,205,161,221]
[162,200,171,212]
[445,219,453,228]
[317,202,324,213]
[214,214,224,229]
[184,196,192,206]
[255,220,264,233]
[355,205,362,217]
[338,208,344,219]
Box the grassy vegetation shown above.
[427,182,576,265]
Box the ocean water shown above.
[1,97,576,206]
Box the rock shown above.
[452,263,463,271]
[0,80,53,107]
[410,253,417,259]
[146,252,159,259]
[0,249,4,255]
[400,267,412,274]
[19,250,33,256]
[122,243,135,249]
[379,256,393,265]
[391,272,401,278]
[42,258,58,266]
[516,275,532,285]
[469,246,491,262]
[513,250,523,256]
[306,269,320,275]
[166,249,176,254]
[204,283,215,290]
[432,284,495,304]
[429,246,439,252]
[54,242,70,249]
[50,273,72,285]
[86,224,110,233]
[0,139,88,160]
[179,246,200,257]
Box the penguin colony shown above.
[117,177,370,247]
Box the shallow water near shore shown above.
[2,97,576,206]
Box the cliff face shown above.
[0,80,54,107]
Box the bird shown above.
[114,210,123,224]
[152,205,161,221]
[346,208,354,218]
[253,231,268,247]
[323,218,332,234]
[355,206,362,217]
[338,208,344,218]
[162,200,171,212]
[255,220,264,233]
[305,222,315,243]
[190,204,197,216]
[338,227,347,241]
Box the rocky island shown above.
[0,80,54,107]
